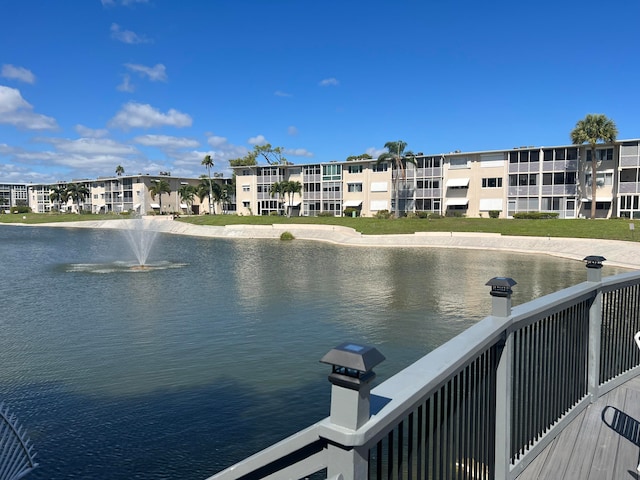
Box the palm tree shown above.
[66,183,89,214]
[283,180,302,217]
[570,114,618,219]
[269,181,284,214]
[115,165,125,176]
[49,185,68,213]
[201,154,214,214]
[377,140,416,218]
[178,184,196,214]
[149,179,171,214]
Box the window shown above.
[242,185,250,192]
[372,163,388,172]
[482,177,503,188]
[620,169,639,183]
[322,164,342,180]
[417,156,442,168]
[304,165,321,175]
[417,179,440,189]
[586,148,613,161]
[347,183,362,192]
[585,172,613,187]
[348,165,363,174]
[509,174,537,186]
[449,157,469,169]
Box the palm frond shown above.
[0,403,37,480]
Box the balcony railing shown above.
[207,257,640,480]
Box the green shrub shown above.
[513,211,559,219]
[10,206,31,214]
[280,231,295,241]
[489,210,500,219]
[374,209,392,219]
[317,211,334,217]
[445,210,466,218]
[269,210,280,216]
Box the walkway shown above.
[517,376,640,480]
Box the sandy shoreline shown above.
[5,218,640,270]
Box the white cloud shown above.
[366,147,386,158]
[319,77,339,87]
[133,134,200,149]
[0,86,57,130]
[274,90,292,97]
[42,137,138,156]
[1,65,35,84]
[287,126,298,136]
[110,23,152,44]
[108,102,192,129]
[248,134,267,145]
[75,125,109,138]
[207,135,227,148]
[117,74,135,92]
[124,63,167,82]
[284,148,313,157]
[102,0,149,6]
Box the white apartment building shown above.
[233,139,640,219]
[15,174,234,215]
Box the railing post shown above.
[320,343,385,480]
[584,256,605,401]
[487,277,516,480]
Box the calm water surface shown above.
[0,225,626,479]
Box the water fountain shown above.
[122,217,159,269]
[65,217,187,274]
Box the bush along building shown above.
[233,139,640,219]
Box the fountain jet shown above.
[122,218,159,267]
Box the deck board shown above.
[516,377,640,480]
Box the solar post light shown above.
[320,342,385,430]
[584,255,606,282]
[486,277,517,317]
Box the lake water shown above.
[0,225,626,479]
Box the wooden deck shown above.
[517,376,640,480]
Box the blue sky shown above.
[1,0,639,183]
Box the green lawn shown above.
[2,212,639,242]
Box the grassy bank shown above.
[2,212,639,242]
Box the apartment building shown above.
[233,139,640,219]
[0,183,28,211]
[14,174,234,215]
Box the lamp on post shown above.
[320,342,385,431]
[583,255,606,282]
[486,277,517,317]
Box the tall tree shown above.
[66,183,89,214]
[376,140,416,218]
[201,154,215,214]
[149,179,172,214]
[229,151,258,167]
[346,153,373,161]
[115,165,125,176]
[283,180,302,218]
[570,114,618,219]
[49,185,68,213]
[269,181,284,214]
[178,184,196,214]
[255,144,289,165]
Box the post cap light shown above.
[583,255,606,269]
[320,342,385,390]
[486,277,517,297]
